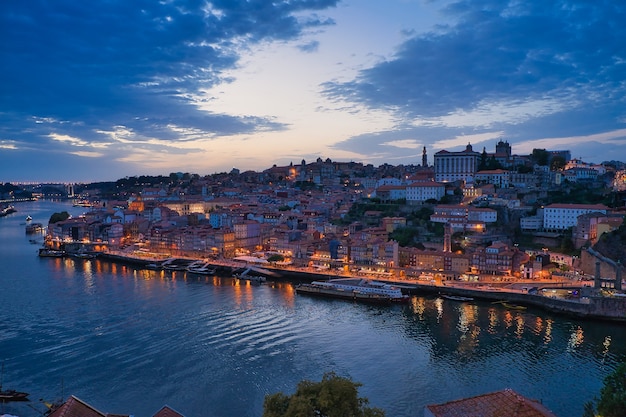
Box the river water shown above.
[0,200,624,417]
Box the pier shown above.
[90,250,626,323]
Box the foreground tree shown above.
[597,363,626,417]
[262,372,385,417]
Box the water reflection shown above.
[400,295,626,367]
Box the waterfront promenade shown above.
[97,248,626,323]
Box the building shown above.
[374,184,406,201]
[405,180,445,203]
[574,212,624,248]
[434,143,481,183]
[474,169,510,188]
[430,205,497,232]
[471,241,528,276]
[424,389,557,417]
[542,203,609,231]
[48,395,185,417]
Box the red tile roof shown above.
[47,396,112,417]
[425,389,558,417]
[152,405,185,417]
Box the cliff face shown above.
[593,224,626,265]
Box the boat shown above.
[25,222,44,234]
[234,267,267,283]
[186,260,216,275]
[26,215,32,221]
[38,248,66,257]
[0,205,17,218]
[441,294,474,302]
[162,258,195,271]
[0,388,29,402]
[0,361,29,402]
[502,302,527,310]
[295,278,409,304]
[70,252,96,260]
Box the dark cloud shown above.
[323,0,626,119]
[0,0,337,146]
[298,40,321,53]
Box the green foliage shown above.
[408,207,434,223]
[49,211,71,224]
[389,226,420,247]
[262,372,385,417]
[267,254,285,263]
[542,183,612,206]
[593,224,626,265]
[582,401,595,417]
[294,181,319,191]
[597,363,626,417]
[550,155,566,171]
[531,148,550,166]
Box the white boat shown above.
[234,267,267,283]
[187,260,216,275]
[296,278,409,304]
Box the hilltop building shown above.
[434,143,481,183]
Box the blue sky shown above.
[1,0,625,182]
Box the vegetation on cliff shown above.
[593,224,626,265]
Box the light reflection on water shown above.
[0,201,625,417]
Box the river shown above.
[0,200,624,417]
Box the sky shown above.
[1,0,625,183]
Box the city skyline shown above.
[2,0,626,182]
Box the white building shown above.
[542,203,609,231]
[405,181,446,203]
[520,215,543,231]
[434,144,481,183]
[474,169,510,188]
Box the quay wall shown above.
[96,252,626,323]
[581,248,622,279]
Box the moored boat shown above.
[1,361,29,402]
[25,222,44,234]
[161,258,195,271]
[295,278,409,304]
[441,294,474,302]
[234,267,266,283]
[38,248,66,257]
[0,205,17,218]
[502,302,527,310]
[0,388,30,402]
[187,261,216,275]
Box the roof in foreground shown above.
[425,389,558,417]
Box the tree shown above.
[531,148,550,166]
[262,372,385,417]
[267,254,285,263]
[550,155,566,171]
[597,362,626,417]
[582,401,595,417]
[49,211,71,224]
[389,226,420,247]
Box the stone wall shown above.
[580,247,620,279]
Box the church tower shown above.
[422,146,428,167]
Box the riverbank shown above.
[93,250,626,324]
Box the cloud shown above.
[323,0,626,166]
[0,0,338,150]
[322,1,626,122]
